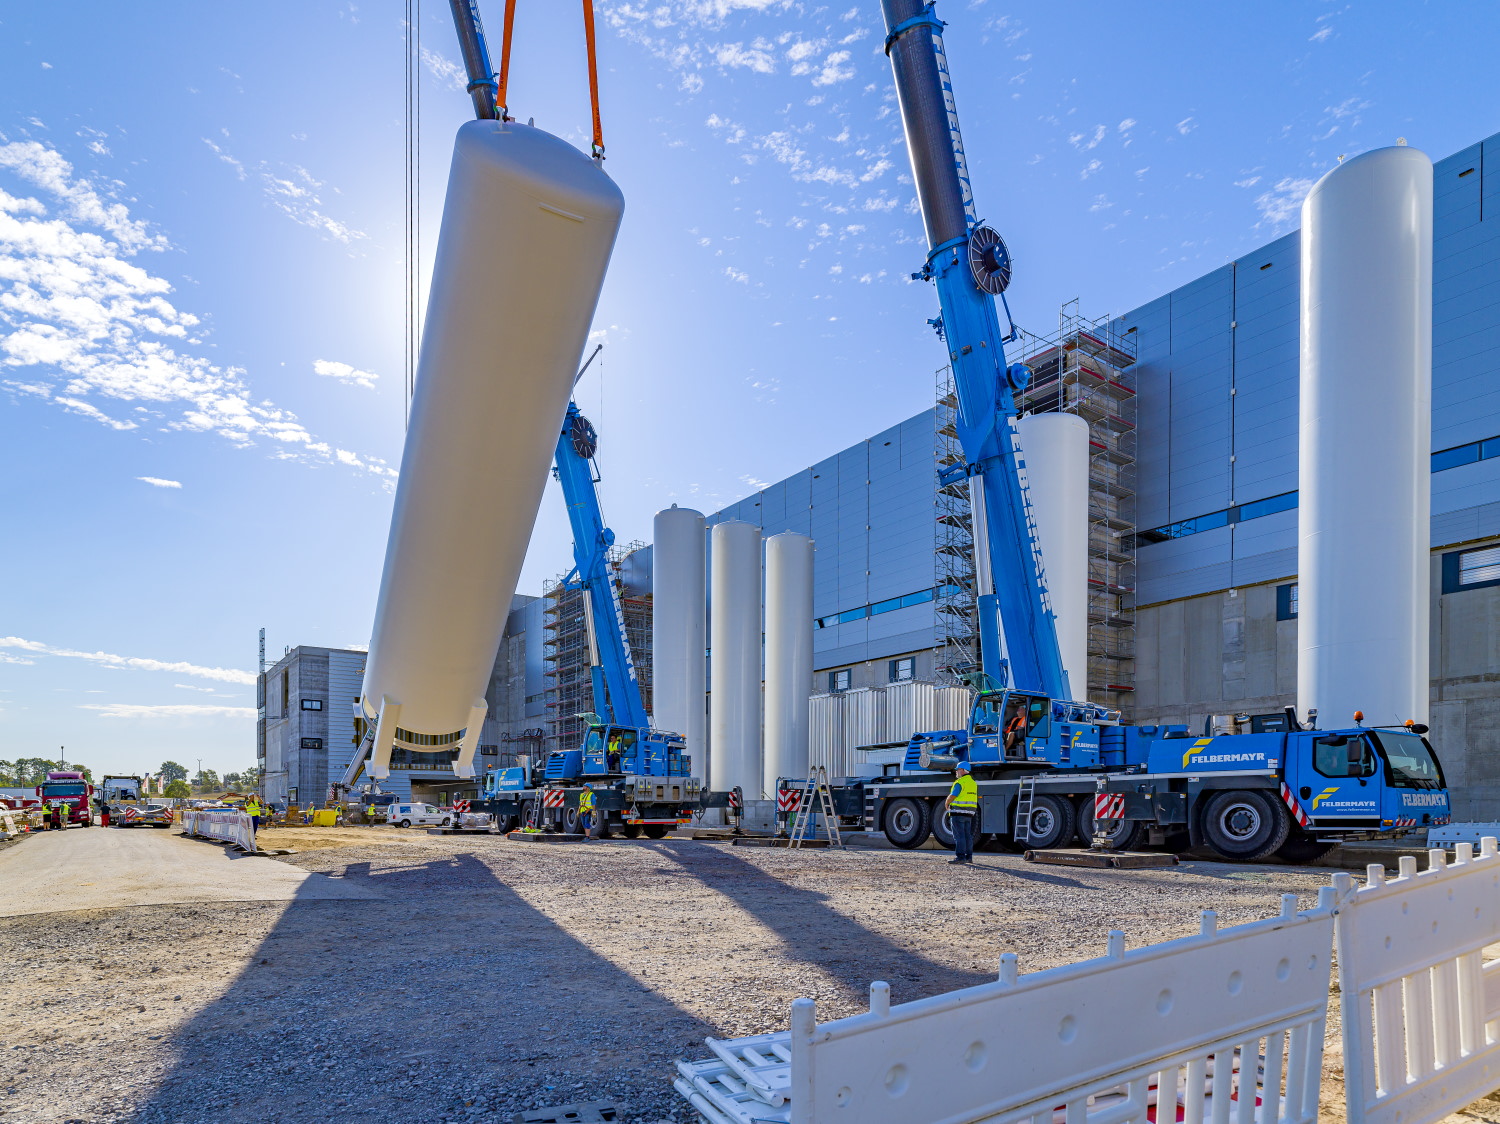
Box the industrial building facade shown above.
[483,129,1500,818]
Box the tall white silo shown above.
[1017,412,1092,702]
[652,506,707,767]
[1298,145,1433,728]
[709,520,763,796]
[764,532,814,793]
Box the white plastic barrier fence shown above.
[1334,838,1500,1124]
[181,809,257,853]
[678,889,1338,1124]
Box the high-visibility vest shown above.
[246,799,261,816]
[578,790,595,812]
[366,805,375,816]
[949,774,979,813]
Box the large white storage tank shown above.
[709,520,763,797]
[763,532,814,793]
[1298,144,1432,729]
[652,506,707,765]
[360,121,625,778]
[1016,412,1091,701]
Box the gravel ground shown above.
[2,828,1498,1123]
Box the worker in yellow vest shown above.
[244,795,263,835]
[943,762,979,865]
[577,788,595,837]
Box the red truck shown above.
[35,771,94,827]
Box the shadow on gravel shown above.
[127,851,712,1124]
[650,841,997,996]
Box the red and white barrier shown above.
[181,809,257,853]
[1334,838,1500,1124]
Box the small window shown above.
[1432,443,1480,472]
[479,745,499,756]
[1443,544,1500,593]
[301,699,323,711]
[1276,583,1298,621]
[829,669,852,692]
[889,657,915,683]
[1482,438,1500,461]
[1259,262,1273,271]
[299,737,323,750]
[1459,167,1476,178]
[870,596,904,616]
[901,588,935,607]
[1313,735,1377,779]
[837,606,869,624]
[1237,492,1298,522]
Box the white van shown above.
[387,803,451,829]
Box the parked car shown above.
[386,803,451,829]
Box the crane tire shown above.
[882,797,931,849]
[1016,795,1075,850]
[1201,791,1290,862]
[929,803,957,850]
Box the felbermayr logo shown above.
[1401,792,1447,807]
[1310,786,1340,810]
[1182,738,1267,770]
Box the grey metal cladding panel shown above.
[1169,266,1234,322]
[1235,231,1298,273]
[1432,275,1500,330]
[1230,546,1298,589]
[1170,475,1232,522]
[1434,144,1483,233]
[1137,561,1233,607]
[866,606,937,642]
[1233,462,1298,506]
[1135,375,1172,529]
[1432,500,1500,548]
[1231,508,1297,558]
[758,483,787,527]
[1432,219,1500,276]
[1136,525,1233,579]
[1433,457,1500,516]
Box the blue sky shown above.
[3,0,1498,777]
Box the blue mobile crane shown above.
[818,0,1452,862]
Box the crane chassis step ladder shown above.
[1011,775,1040,845]
[789,766,843,850]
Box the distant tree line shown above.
[0,758,93,786]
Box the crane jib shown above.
[928,28,977,227]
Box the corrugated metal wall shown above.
[806,680,971,777]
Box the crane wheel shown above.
[1016,795,1075,850]
[928,804,957,850]
[881,797,931,849]
[1201,791,1290,862]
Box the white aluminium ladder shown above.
[1012,775,1038,845]
[789,766,843,849]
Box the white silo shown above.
[764,532,814,793]
[1017,412,1092,702]
[652,506,707,768]
[1298,145,1433,728]
[710,521,764,796]
[360,120,624,780]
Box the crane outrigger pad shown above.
[731,836,832,849]
[1024,849,1178,870]
[505,831,587,843]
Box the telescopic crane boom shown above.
[881,0,1070,701]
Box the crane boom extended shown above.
[881,0,1071,701]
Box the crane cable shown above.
[491,1,606,157]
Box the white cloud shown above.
[202,138,366,244]
[0,636,256,685]
[1080,159,1102,180]
[313,359,378,390]
[0,140,396,482]
[1176,117,1197,135]
[1254,176,1314,232]
[81,703,256,719]
[1309,26,1332,43]
[740,473,772,489]
[715,41,777,73]
[420,46,466,91]
[724,265,750,283]
[811,50,855,87]
[1234,176,1263,188]
[137,476,182,488]
[1069,125,1107,151]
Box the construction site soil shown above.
[2,827,1499,1124]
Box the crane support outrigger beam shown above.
[881,0,1070,700]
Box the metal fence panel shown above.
[1334,839,1500,1124]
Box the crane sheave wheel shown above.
[968,225,1012,295]
[570,413,598,459]
[1201,790,1291,862]
[882,797,931,849]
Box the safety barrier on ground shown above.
[1334,838,1500,1124]
[677,889,1338,1124]
[181,809,257,853]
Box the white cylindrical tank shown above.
[1017,412,1092,702]
[710,520,763,797]
[764,532,814,793]
[1298,145,1432,729]
[652,506,707,767]
[360,120,625,776]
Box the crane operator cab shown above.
[968,690,1052,762]
[545,724,691,781]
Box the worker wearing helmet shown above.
[244,795,263,835]
[578,788,595,837]
[944,763,979,865]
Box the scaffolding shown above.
[541,540,653,758]
[1018,300,1139,715]
[932,301,1139,713]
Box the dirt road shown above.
[1,827,1497,1124]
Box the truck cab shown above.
[1286,727,1449,832]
